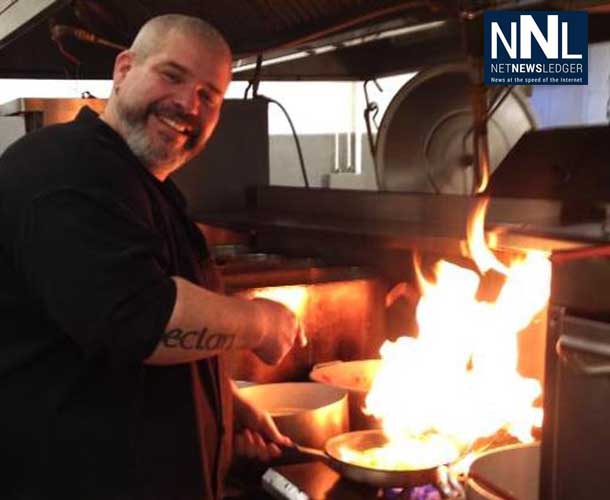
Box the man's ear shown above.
[113,50,134,86]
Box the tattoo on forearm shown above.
[162,328,236,351]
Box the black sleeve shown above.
[15,188,176,365]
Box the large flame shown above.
[249,286,309,319]
[352,197,551,469]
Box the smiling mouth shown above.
[155,114,196,137]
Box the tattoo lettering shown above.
[162,328,236,351]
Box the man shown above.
[0,14,302,500]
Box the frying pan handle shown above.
[281,444,328,463]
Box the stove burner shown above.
[385,484,442,500]
[262,462,465,500]
[383,467,464,500]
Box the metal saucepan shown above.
[239,382,349,449]
[309,360,382,430]
[285,429,457,488]
[467,443,539,500]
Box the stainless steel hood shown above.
[0,0,455,80]
[0,0,68,50]
[1,0,610,80]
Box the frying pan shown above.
[285,429,459,488]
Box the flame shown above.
[248,286,309,319]
[350,197,551,470]
[466,197,507,275]
[339,433,460,471]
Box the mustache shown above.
[149,102,202,143]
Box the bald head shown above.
[101,14,233,180]
[131,15,232,68]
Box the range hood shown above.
[0,0,68,50]
[1,0,610,80]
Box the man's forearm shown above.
[144,276,262,365]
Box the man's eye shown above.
[162,71,180,83]
[199,92,214,105]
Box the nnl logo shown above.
[491,15,582,59]
[484,11,588,86]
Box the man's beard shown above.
[115,99,201,173]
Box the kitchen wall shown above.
[0,79,112,105]
[224,80,366,190]
[0,116,25,155]
[244,75,414,192]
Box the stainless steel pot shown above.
[238,382,349,449]
[467,443,539,500]
[310,360,381,430]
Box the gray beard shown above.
[115,100,186,173]
[124,120,174,170]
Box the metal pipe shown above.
[50,24,127,51]
[471,73,491,194]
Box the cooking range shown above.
[262,461,461,500]
[11,83,606,500]
[204,122,610,500]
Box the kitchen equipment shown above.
[285,429,459,489]
[375,63,536,194]
[0,98,271,216]
[210,244,251,260]
[0,98,106,154]
[238,382,349,449]
[216,252,287,273]
[0,116,26,155]
[209,184,610,499]
[310,360,381,430]
[467,443,539,500]
[214,248,325,275]
[0,97,106,130]
[541,300,610,500]
[227,276,386,385]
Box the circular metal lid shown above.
[375,63,537,194]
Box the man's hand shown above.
[233,382,292,462]
[251,298,306,365]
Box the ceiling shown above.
[1,0,609,80]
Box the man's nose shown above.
[174,84,200,116]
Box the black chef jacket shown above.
[0,107,233,500]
